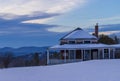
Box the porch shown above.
[47,44,115,65]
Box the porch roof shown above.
[49,44,113,50]
[111,44,120,48]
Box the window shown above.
[84,41,91,44]
[69,50,75,59]
[84,50,91,60]
[104,49,109,59]
[76,40,83,44]
[60,40,68,45]
[104,49,109,53]
[69,41,75,44]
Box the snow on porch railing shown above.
[49,59,82,65]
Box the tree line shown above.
[0,52,47,68]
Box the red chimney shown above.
[95,23,99,38]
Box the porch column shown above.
[64,50,66,63]
[102,49,104,59]
[113,48,115,59]
[98,49,100,59]
[81,49,84,61]
[47,49,49,65]
[108,48,111,59]
[83,49,85,61]
[74,50,76,60]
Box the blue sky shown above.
[0,0,120,47]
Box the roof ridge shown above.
[60,27,83,40]
[75,27,82,30]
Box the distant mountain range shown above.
[99,24,120,32]
[0,46,49,56]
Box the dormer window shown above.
[69,41,75,44]
[76,40,83,44]
[60,40,68,45]
[84,41,91,44]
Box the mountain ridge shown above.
[0,46,49,56]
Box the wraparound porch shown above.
[47,48,115,65]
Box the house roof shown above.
[49,44,113,50]
[111,44,120,48]
[61,28,97,40]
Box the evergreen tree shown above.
[3,52,14,68]
[98,34,116,45]
[114,36,119,44]
[33,53,40,66]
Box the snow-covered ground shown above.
[0,59,120,81]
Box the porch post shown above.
[83,49,85,60]
[74,50,76,60]
[113,48,115,59]
[102,49,104,59]
[98,49,100,59]
[109,48,111,59]
[47,49,49,65]
[81,49,83,61]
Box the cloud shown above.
[0,0,86,15]
[0,12,60,21]
[0,0,88,35]
[0,0,87,24]
[23,17,54,24]
[99,31,120,35]
[89,16,120,26]
[47,25,79,33]
[0,12,60,36]
[46,0,86,13]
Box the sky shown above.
[0,0,120,47]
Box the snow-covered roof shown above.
[61,28,97,40]
[111,44,120,48]
[50,44,113,50]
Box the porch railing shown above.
[49,59,82,65]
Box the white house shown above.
[47,24,120,64]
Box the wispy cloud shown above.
[0,12,60,21]
[47,26,77,33]
[89,16,120,26]
[0,12,60,36]
[0,0,86,15]
[0,0,87,24]
[99,31,120,35]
